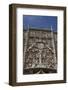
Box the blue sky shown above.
[23,15,57,32]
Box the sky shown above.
[23,15,57,32]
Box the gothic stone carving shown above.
[23,28,57,74]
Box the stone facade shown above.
[23,28,57,74]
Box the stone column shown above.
[51,26,57,69]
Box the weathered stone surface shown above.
[23,28,57,74]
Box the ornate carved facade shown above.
[23,28,57,74]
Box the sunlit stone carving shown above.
[23,28,57,74]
